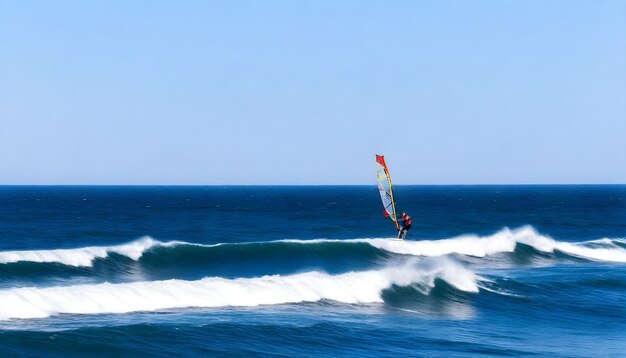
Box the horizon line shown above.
[0,183,624,187]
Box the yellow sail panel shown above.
[375,155,399,230]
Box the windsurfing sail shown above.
[375,155,399,230]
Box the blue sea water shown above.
[0,185,624,357]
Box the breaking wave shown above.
[0,258,478,320]
[0,237,161,267]
[1,226,624,269]
[346,226,626,263]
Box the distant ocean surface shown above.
[0,185,624,357]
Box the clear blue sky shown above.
[1,0,624,184]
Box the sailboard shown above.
[375,155,400,231]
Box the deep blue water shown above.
[0,185,624,357]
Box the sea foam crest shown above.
[346,226,626,263]
[0,237,159,267]
[0,258,477,320]
[1,227,624,267]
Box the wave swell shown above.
[346,226,626,263]
[0,259,477,320]
[1,226,624,269]
[0,237,159,267]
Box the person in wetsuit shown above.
[397,211,412,240]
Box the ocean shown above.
[0,185,624,357]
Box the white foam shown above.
[0,237,159,267]
[554,242,626,262]
[344,226,626,263]
[341,226,549,257]
[1,227,624,267]
[0,259,478,320]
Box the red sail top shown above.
[375,155,387,169]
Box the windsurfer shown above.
[397,211,412,240]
